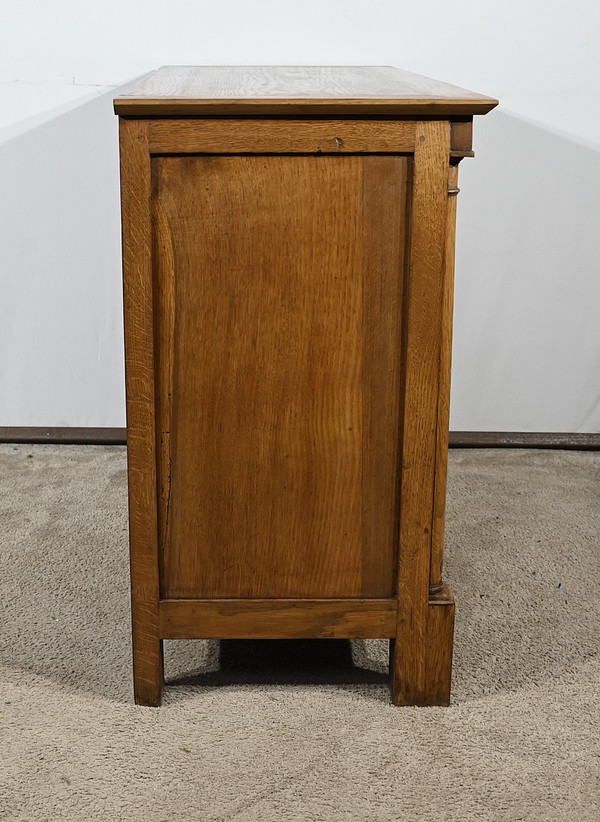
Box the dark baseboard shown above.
[0,427,127,445]
[449,431,600,450]
[0,427,599,451]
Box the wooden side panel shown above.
[153,154,407,599]
[119,119,163,706]
[391,120,452,705]
[159,598,397,639]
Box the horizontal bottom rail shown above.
[159,597,397,639]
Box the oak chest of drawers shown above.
[114,66,496,706]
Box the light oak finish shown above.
[119,119,164,707]
[154,153,406,599]
[424,584,456,706]
[450,119,474,157]
[115,66,498,116]
[148,118,416,154]
[390,120,451,705]
[159,599,397,640]
[116,66,497,706]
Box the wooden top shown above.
[114,66,498,117]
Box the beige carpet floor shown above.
[0,445,599,821]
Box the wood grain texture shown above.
[361,157,406,592]
[391,120,452,706]
[450,120,473,154]
[153,154,407,599]
[430,163,459,593]
[159,598,397,639]
[424,584,455,705]
[114,66,498,116]
[148,119,416,154]
[117,71,496,704]
[119,119,163,707]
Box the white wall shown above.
[1,0,599,431]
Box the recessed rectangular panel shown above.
[153,154,407,598]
